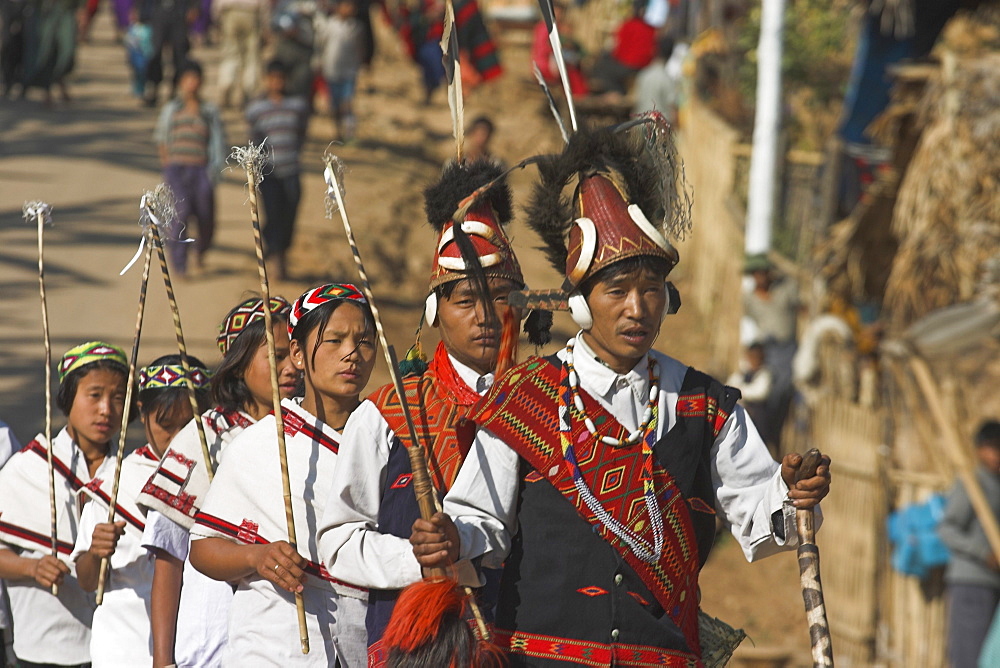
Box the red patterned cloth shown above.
[368,343,478,493]
[470,357,705,656]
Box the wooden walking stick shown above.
[324,156,490,641]
[795,448,834,667]
[232,142,310,654]
[96,201,156,605]
[142,186,215,482]
[24,201,59,596]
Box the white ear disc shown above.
[424,293,438,326]
[568,292,594,330]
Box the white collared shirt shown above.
[449,353,495,395]
[445,335,804,570]
[318,355,488,591]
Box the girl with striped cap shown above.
[72,353,211,667]
[190,283,376,667]
[136,295,297,668]
[0,341,129,667]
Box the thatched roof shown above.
[882,51,1000,327]
[818,6,1000,329]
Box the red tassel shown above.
[494,305,518,379]
[383,578,465,653]
[382,578,507,667]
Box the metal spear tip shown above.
[23,201,53,225]
[322,152,347,219]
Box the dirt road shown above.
[0,11,812,664]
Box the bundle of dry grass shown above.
[883,50,1000,328]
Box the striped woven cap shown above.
[216,296,292,355]
[138,364,211,391]
[289,284,367,336]
[59,341,128,383]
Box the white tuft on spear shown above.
[323,154,490,641]
[142,186,215,482]
[23,201,59,596]
[96,198,156,605]
[231,141,310,654]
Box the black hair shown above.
[387,616,476,668]
[579,255,673,298]
[139,354,212,431]
[179,60,203,78]
[56,358,136,421]
[211,315,289,413]
[290,299,376,371]
[976,420,1000,448]
[433,275,523,304]
[265,59,287,75]
[467,115,494,135]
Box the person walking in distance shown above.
[245,59,309,281]
[153,60,227,278]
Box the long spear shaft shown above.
[325,163,490,640]
[326,164,437,520]
[537,0,578,132]
[241,151,310,655]
[27,203,58,596]
[147,221,215,481]
[96,242,153,605]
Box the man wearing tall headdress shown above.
[318,159,531,664]
[411,119,832,666]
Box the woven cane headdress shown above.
[525,112,691,292]
[424,159,523,292]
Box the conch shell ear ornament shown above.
[424,293,439,327]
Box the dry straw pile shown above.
[880,6,1000,328]
[884,52,1000,327]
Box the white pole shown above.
[745,0,785,255]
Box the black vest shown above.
[494,360,739,666]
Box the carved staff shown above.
[796,448,833,667]
[323,156,490,640]
[143,187,215,482]
[233,142,310,654]
[324,157,439,522]
[96,200,156,605]
[24,201,59,596]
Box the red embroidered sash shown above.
[368,343,478,492]
[470,357,702,653]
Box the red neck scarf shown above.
[428,342,480,407]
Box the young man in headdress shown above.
[411,120,832,666]
[318,159,526,664]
